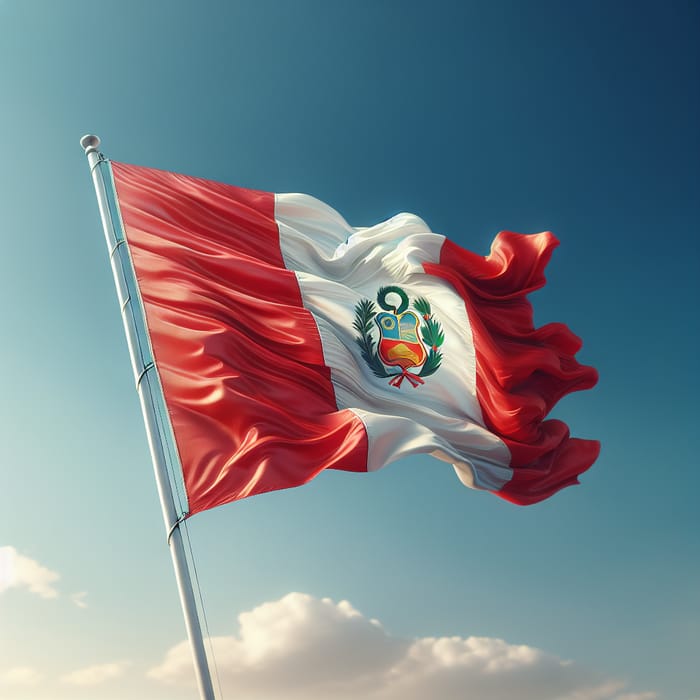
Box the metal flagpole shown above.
[80,135,217,700]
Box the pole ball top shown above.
[80,134,101,152]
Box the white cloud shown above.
[0,546,60,599]
[0,666,43,686]
[60,661,130,686]
[71,590,88,608]
[614,694,658,700]
[149,592,654,700]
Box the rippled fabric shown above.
[111,160,599,515]
[111,162,367,516]
[274,196,513,492]
[425,235,599,504]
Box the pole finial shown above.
[80,134,101,153]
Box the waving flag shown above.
[110,161,598,516]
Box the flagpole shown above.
[80,135,217,700]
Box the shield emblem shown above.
[375,311,427,369]
[354,286,444,389]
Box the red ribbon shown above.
[389,369,425,388]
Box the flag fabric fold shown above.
[110,161,598,516]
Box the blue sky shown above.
[0,1,697,699]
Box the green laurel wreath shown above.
[376,285,409,314]
[353,299,391,378]
[413,297,444,377]
[353,294,445,381]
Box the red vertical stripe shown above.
[424,232,599,504]
[111,162,367,516]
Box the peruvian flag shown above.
[111,161,599,517]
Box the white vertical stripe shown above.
[275,193,512,491]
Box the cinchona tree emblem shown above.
[353,286,445,388]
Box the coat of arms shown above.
[353,286,445,388]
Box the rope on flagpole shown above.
[156,394,225,697]
[81,134,218,700]
[110,239,127,258]
[181,518,226,700]
[152,370,190,537]
[167,512,189,545]
[127,186,223,697]
[135,362,155,391]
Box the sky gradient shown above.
[0,1,698,699]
